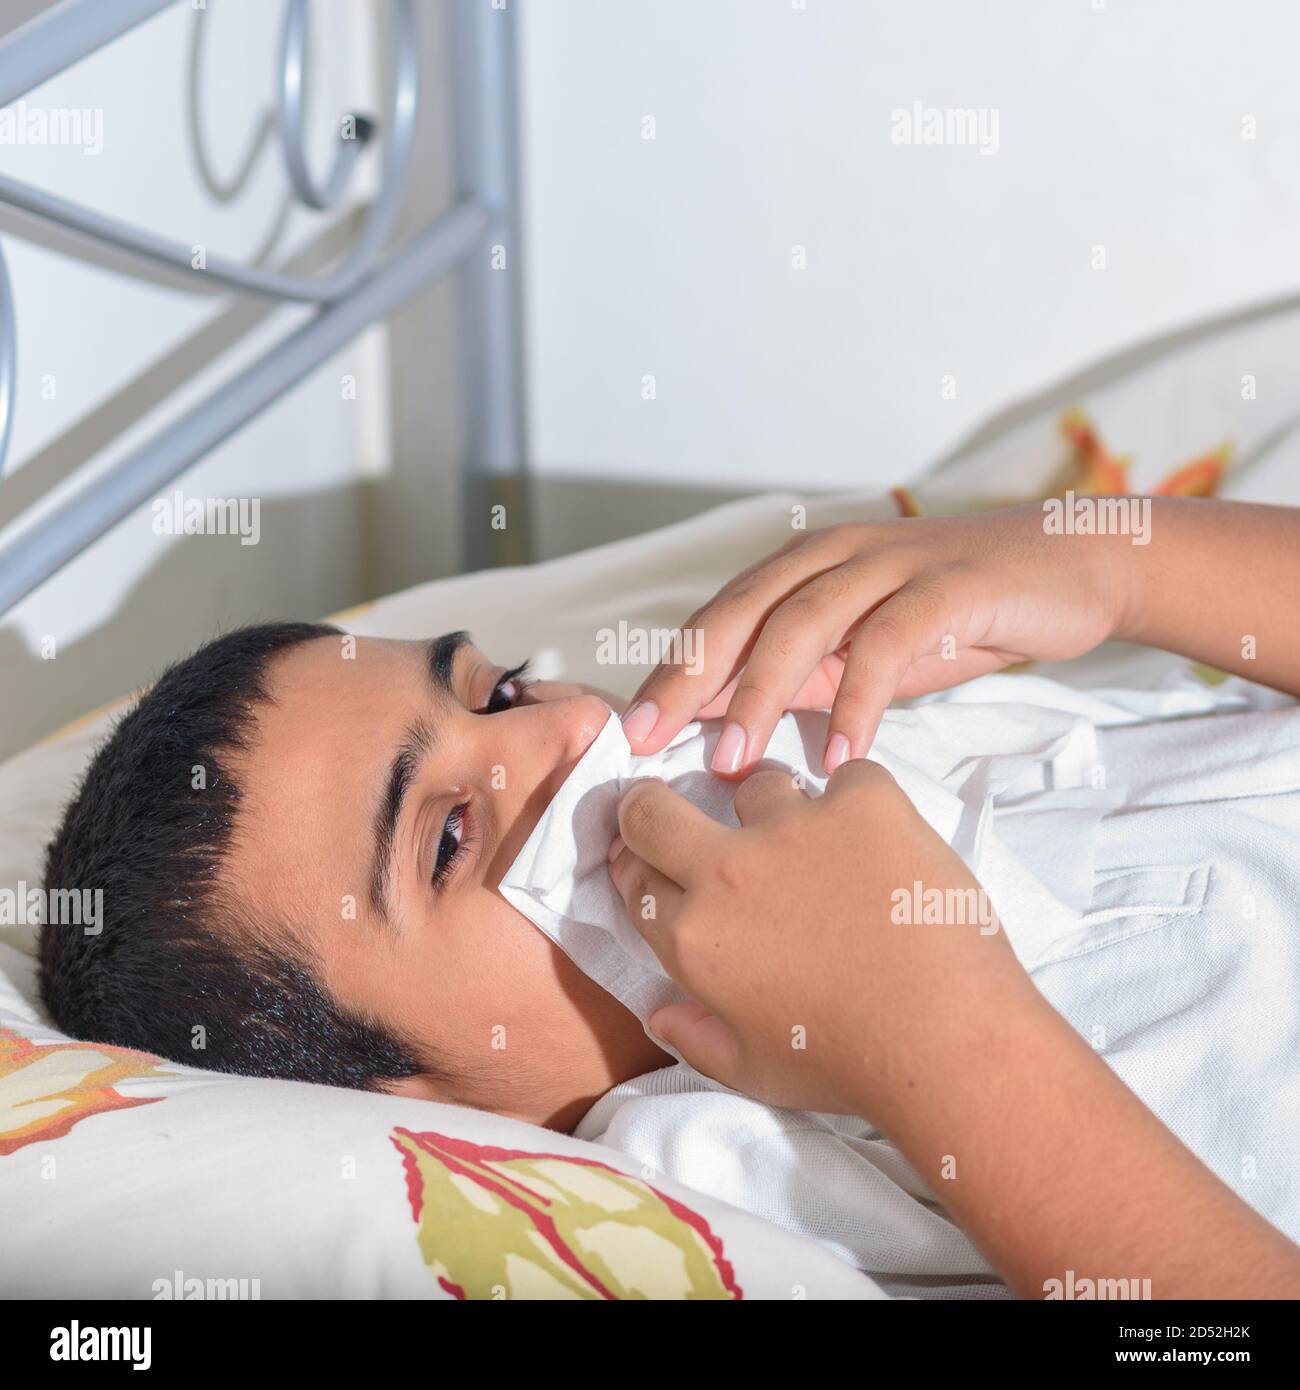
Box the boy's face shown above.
[224,633,669,1130]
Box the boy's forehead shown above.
[228,638,430,903]
[272,633,414,686]
[265,635,446,719]
[258,636,429,748]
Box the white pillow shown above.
[1,940,887,1299]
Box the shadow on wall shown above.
[527,473,795,562]
[0,481,374,762]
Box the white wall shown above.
[519,0,1300,498]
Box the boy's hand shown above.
[620,506,1130,776]
[607,762,1046,1122]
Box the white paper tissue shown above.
[498,688,1119,1037]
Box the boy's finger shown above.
[647,1003,744,1087]
[822,580,952,772]
[616,778,728,884]
[731,766,811,826]
[712,557,898,777]
[618,606,755,758]
[820,756,901,804]
[621,532,850,755]
[608,842,684,933]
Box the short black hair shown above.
[39,621,426,1092]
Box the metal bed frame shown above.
[0,0,524,613]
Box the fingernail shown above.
[823,732,850,775]
[607,833,625,863]
[621,701,659,745]
[711,721,747,774]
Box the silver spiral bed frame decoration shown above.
[0,0,524,611]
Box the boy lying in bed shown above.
[38,496,1300,1298]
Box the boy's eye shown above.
[432,804,468,888]
[483,660,533,714]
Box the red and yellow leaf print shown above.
[1152,443,1231,497]
[0,1027,165,1157]
[391,1127,743,1300]
[1060,409,1230,499]
[889,485,922,518]
[1059,407,1132,495]
[890,411,1231,519]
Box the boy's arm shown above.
[879,987,1300,1299]
[610,765,1300,1300]
[863,501,1300,1294]
[1115,498,1300,697]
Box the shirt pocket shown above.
[1026,862,1211,970]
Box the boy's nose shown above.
[508,692,613,828]
[557,692,615,765]
[516,689,612,783]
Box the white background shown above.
[519,0,1300,491]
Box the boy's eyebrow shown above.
[368,631,472,920]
